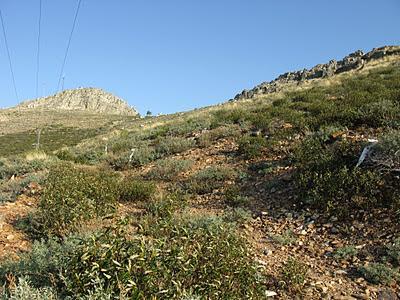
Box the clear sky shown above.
[0,1,399,114]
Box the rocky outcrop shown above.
[232,46,400,101]
[17,88,138,116]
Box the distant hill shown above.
[16,87,138,116]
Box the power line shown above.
[0,9,19,102]
[56,0,82,92]
[36,0,42,98]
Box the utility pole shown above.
[36,128,42,151]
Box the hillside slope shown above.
[0,47,399,299]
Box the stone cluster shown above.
[232,45,400,101]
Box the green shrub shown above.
[187,166,237,194]
[358,263,399,285]
[147,158,193,181]
[238,135,266,159]
[0,157,50,181]
[74,150,105,165]
[107,146,156,170]
[0,237,78,289]
[211,108,250,128]
[371,130,400,170]
[55,149,76,162]
[271,230,297,246]
[143,190,188,219]
[387,238,400,266]
[36,164,119,236]
[222,208,252,225]
[333,246,358,260]
[197,125,241,148]
[0,277,58,300]
[294,136,390,216]
[281,257,308,291]
[62,217,265,299]
[224,186,249,207]
[119,178,156,202]
[155,136,195,156]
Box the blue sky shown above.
[0,1,399,114]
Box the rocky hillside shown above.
[17,87,138,116]
[232,45,400,101]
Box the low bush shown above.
[0,237,78,289]
[143,190,188,220]
[187,166,237,194]
[197,125,241,148]
[224,185,250,207]
[119,178,156,202]
[0,277,58,300]
[387,238,400,266]
[333,246,358,260]
[35,163,119,236]
[0,157,50,181]
[281,257,309,291]
[211,108,250,128]
[147,158,193,181]
[155,136,195,156]
[293,135,394,216]
[358,263,399,285]
[62,216,265,299]
[222,208,252,225]
[238,135,266,159]
[107,145,156,170]
[271,230,297,246]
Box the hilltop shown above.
[0,46,399,299]
[16,87,138,116]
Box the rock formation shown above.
[232,45,400,101]
[17,87,138,116]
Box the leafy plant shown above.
[155,136,195,156]
[281,257,308,291]
[35,163,119,236]
[333,246,358,260]
[119,178,156,202]
[387,238,400,266]
[238,135,266,159]
[271,230,297,246]
[62,217,265,299]
[147,158,193,181]
[187,166,237,194]
[224,185,249,207]
[358,263,399,285]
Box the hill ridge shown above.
[232,45,400,101]
[16,87,138,116]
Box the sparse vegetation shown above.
[281,257,309,291]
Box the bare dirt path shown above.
[0,195,35,260]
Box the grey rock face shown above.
[232,45,400,101]
[17,87,138,116]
